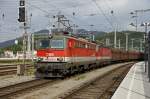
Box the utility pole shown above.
[140,39,143,52]
[106,38,109,46]
[107,38,110,46]
[31,32,34,61]
[125,33,129,51]
[111,10,117,48]
[131,39,134,50]
[73,24,78,34]
[141,22,150,72]
[135,11,138,31]
[114,24,117,48]
[118,39,121,49]
[105,32,110,46]
[90,24,94,41]
[148,31,150,82]
[27,13,32,57]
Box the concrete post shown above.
[114,24,117,48]
[140,39,143,52]
[131,39,134,50]
[17,64,25,76]
[145,24,148,73]
[31,33,34,61]
[126,33,129,51]
[118,39,121,49]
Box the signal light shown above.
[18,7,25,22]
[20,0,25,6]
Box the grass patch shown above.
[26,67,35,76]
[75,75,86,80]
[0,59,33,64]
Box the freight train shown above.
[34,33,143,78]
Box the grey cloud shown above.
[0,0,150,42]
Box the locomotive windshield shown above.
[39,40,50,48]
[50,40,64,48]
[36,39,64,49]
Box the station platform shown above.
[112,62,150,99]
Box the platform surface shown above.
[112,62,150,99]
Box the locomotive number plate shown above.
[46,53,54,57]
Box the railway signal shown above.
[18,7,25,22]
[18,0,27,75]
[18,0,25,22]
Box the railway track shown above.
[0,78,58,99]
[0,64,33,76]
[60,63,133,99]
[0,62,134,99]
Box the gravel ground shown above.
[0,75,35,88]
[14,62,133,99]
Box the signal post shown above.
[17,0,27,75]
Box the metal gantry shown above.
[130,9,150,31]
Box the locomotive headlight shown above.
[57,57,63,62]
[37,58,43,62]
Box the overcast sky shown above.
[0,0,150,42]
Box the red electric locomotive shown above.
[35,34,98,77]
[34,33,143,78]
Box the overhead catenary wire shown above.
[31,0,111,30]
[91,0,114,29]
[26,1,101,30]
[0,0,120,33]
[104,0,122,30]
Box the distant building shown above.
[16,51,24,59]
[16,51,37,59]
[4,50,14,58]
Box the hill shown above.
[0,39,16,48]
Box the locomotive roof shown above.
[54,35,97,45]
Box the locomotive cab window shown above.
[50,40,64,49]
[36,39,50,49]
[35,36,65,49]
